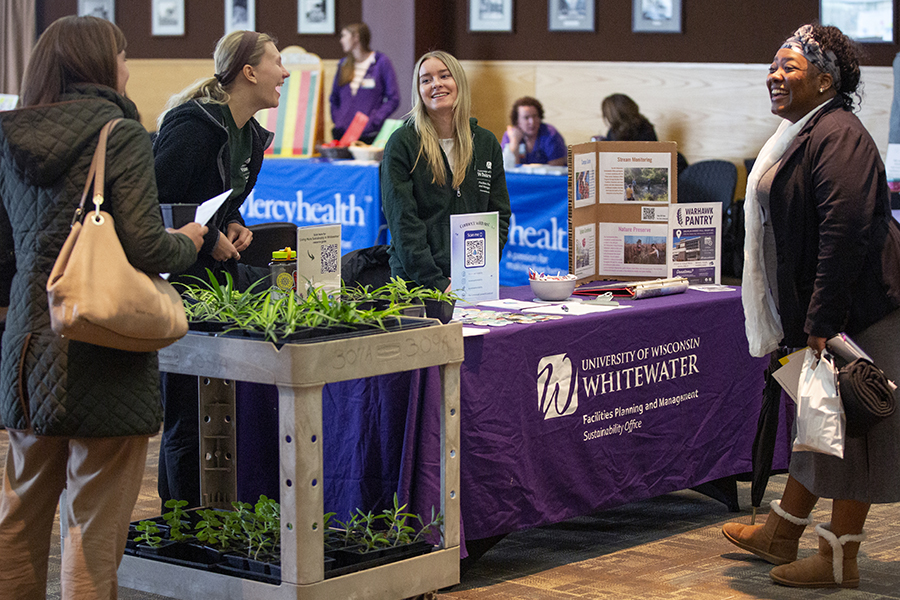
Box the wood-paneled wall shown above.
[461,60,893,197]
[130,58,892,199]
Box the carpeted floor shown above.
[1,429,898,599]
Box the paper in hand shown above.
[193,190,232,226]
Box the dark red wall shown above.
[36,0,900,65]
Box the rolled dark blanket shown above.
[838,358,896,435]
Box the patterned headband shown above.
[781,25,841,91]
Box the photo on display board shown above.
[225,0,255,33]
[470,0,514,32]
[298,0,335,34]
[152,0,185,36]
[821,0,893,42]
[78,0,114,23]
[549,0,594,32]
[632,0,681,33]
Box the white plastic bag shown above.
[793,348,845,458]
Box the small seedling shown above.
[163,499,190,542]
[135,520,163,548]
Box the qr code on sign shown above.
[465,237,485,268]
[320,243,338,274]
[641,206,656,221]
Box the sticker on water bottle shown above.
[275,271,295,291]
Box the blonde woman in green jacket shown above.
[381,50,510,292]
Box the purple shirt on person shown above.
[329,51,400,141]
[501,122,567,164]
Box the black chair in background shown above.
[677,159,738,210]
[678,160,741,278]
[341,244,392,289]
[240,222,299,268]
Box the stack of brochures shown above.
[572,277,689,300]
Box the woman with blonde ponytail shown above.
[154,30,287,288]
[381,51,510,292]
[153,30,289,508]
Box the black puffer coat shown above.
[0,84,197,437]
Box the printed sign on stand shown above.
[667,202,722,284]
[450,211,500,303]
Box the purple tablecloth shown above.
[235,286,790,556]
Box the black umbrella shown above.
[750,351,786,524]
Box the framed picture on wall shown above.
[821,0,893,42]
[152,0,185,36]
[78,0,114,24]
[632,0,682,33]
[298,0,336,34]
[470,0,514,32]
[549,0,594,32]
[225,0,255,34]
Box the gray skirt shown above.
[790,308,900,503]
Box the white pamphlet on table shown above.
[450,211,500,304]
[193,189,232,226]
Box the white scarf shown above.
[741,102,829,357]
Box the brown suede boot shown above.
[722,499,813,565]
[769,522,865,588]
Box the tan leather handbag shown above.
[46,119,188,352]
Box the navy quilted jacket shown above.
[0,84,197,437]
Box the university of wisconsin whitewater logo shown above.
[537,353,578,420]
[676,206,685,227]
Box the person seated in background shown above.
[501,96,567,166]
[329,22,400,144]
[596,93,689,176]
[595,93,658,142]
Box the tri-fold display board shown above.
[568,141,678,285]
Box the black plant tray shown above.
[187,316,437,347]
[187,319,233,333]
[216,553,282,584]
[325,540,433,579]
[215,553,338,584]
[132,540,223,571]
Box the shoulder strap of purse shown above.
[71,118,123,227]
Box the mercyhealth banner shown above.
[241,158,384,253]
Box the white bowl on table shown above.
[348,145,384,162]
[529,277,577,301]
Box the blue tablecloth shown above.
[242,158,569,286]
[234,286,789,557]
